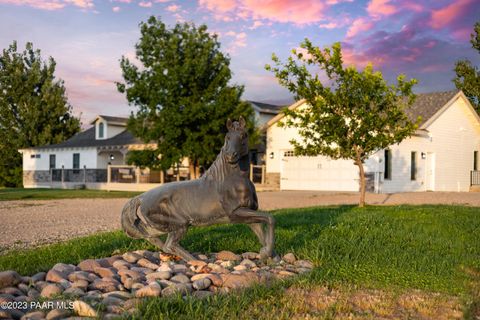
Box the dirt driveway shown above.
[1,191,479,252]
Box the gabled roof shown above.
[248,101,284,115]
[90,115,128,126]
[266,90,472,129]
[29,126,143,150]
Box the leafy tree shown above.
[0,42,80,187]
[266,40,419,207]
[454,21,480,112]
[117,16,256,178]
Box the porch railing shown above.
[51,167,107,183]
[471,171,480,186]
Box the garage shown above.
[280,155,359,191]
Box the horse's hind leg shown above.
[164,226,196,261]
[249,223,266,247]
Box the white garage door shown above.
[280,155,359,191]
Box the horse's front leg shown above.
[229,208,275,259]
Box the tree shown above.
[454,21,480,112]
[266,40,419,207]
[117,16,256,178]
[0,42,80,187]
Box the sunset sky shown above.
[0,0,479,123]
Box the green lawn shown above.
[1,205,479,319]
[0,188,140,201]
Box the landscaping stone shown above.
[46,308,71,320]
[122,252,142,263]
[1,249,312,319]
[216,250,241,261]
[77,259,102,273]
[22,310,45,320]
[283,253,296,264]
[170,274,190,284]
[7,309,25,320]
[73,300,98,317]
[135,283,161,298]
[192,278,211,290]
[0,271,22,289]
[41,284,63,298]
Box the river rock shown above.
[135,283,161,298]
[68,271,90,282]
[171,264,188,274]
[112,260,130,270]
[45,270,67,283]
[216,251,241,261]
[71,280,89,290]
[73,300,97,317]
[192,290,214,299]
[137,258,159,270]
[94,267,117,279]
[122,252,142,263]
[77,259,102,273]
[221,272,258,289]
[294,260,313,269]
[46,308,71,320]
[146,271,172,282]
[22,310,45,320]
[41,284,63,298]
[283,253,296,264]
[192,278,211,290]
[102,291,132,300]
[242,252,258,260]
[240,259,256,268]
[0,271,21,289]
[1,287,24,296]
[170,274,190,284]
[64,287,85,296]
[31,272,46,283]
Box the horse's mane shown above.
[203,148,229,181]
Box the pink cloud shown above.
[199,0,236,13]
[0,0,93,10]
[430,0,474,29]
[346,18,373,38]
[249,20,264,29]
[166,4,180,12]
[367,0,397,18]
[138,1,152,8]
[112,0,132,3]
[112,6,121,12]
[318,22,338,29]
[199,0,330,24]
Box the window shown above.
[475,151,478,171]
[31,154,41,159]
[284,150,295,157]
[49,154,56,169]
[73,153,80,171]
[384,149,392,180]
[410,151,417,180]
[98,122,104,138]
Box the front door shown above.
[425,152,435,191]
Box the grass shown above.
[1,205,479,319]
[0,188,140,201]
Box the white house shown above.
[265,90,480,193]
[19,115,157,189]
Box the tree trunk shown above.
[189,162,195,180]
[357,156,366,208]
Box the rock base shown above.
[0,250,313,319]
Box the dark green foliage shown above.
[0,42,80,187]
[454,21,480,112]
[117,16,256,171]
[266,40,419,206]
[126,149,160,168]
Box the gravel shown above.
[1,191,479,252]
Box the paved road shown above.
[1,191,479,252]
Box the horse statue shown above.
[121,117,275,261]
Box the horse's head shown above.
[224,116,248,164]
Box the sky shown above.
[0,0,479,124]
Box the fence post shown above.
[107,165,111,183]
[83,165,87,184]
[249,164,253,181]
[136,167,140,184]
[160,170,164,184]
[261,165,266,185]
[50,168,53,185]
[61,165,64,183]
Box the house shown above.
[19,101,284,190]
[19,115,158,190]
[265,90,480,193]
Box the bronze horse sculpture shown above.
[121,117,275,261]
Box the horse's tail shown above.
[121,196,150,239]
